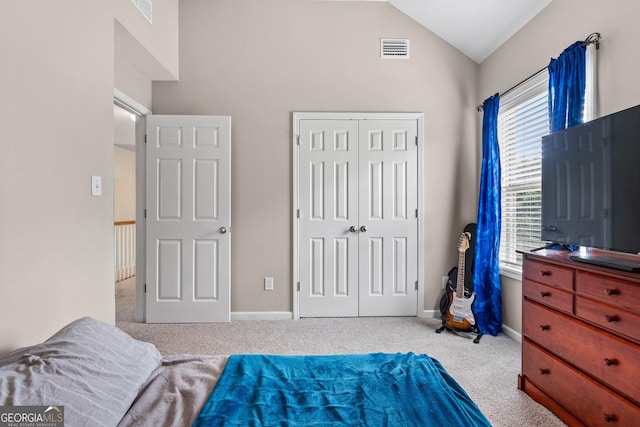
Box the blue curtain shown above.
[548,41,586,252]
[548,41,586,132]
[473,94,502,336]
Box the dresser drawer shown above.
[576,295,640,343]
[576,271,640,312]
[523,259,574,291]
[523,279,573,313]
[523,300,640,403]
[522,340,640,426]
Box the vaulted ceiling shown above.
[355,0,553,63]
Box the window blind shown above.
[498,71,549,274]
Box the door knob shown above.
[219,227,227,234]
[360,225,367,232]
[349,226,358,233]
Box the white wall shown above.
[113,0,180,110]
[0,0,115,351]
[114,0,180,81]
[478,0,640,334]
[0,0,179,352]
[153,0,480,314]
[114,54,153,111]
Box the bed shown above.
[0,317,491,426]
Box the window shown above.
[498,71,549,276]
[130,0,152,24]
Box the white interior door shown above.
[146,115,231,323]
[295,114,420,318]
[298,120,359,317]
[358,120,418,316]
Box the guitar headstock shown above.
[457,232,471,252]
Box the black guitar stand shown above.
[435,322,483,344]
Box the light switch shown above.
[264,277,274,291]
[91,175,102,196]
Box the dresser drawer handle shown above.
[539,270,552,277]
[604,358,618,367]
[540,291,551,297]
[539,368,550,375]
[604,288,619,296]
[603,413,617,423]
[539,324,550,331]
[604,315,619,323]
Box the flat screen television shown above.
[541,104,640,271]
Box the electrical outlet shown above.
[441,276,448,289]
[264,277,274,291]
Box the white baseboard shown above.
[230,310,522,343]
[500,323,522,343]
[231,311,293,321]
[235,311,440,321]
[422,309,440,318]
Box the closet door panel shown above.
[358,120,418,316]
[298,120,359,317]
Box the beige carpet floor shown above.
[116,277,565,426]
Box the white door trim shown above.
[292,112,425,319]
[114,88,152,116]
[113,93,150,322]
[134,113,147,322]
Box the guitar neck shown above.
[456,251,465,298]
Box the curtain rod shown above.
[476,32,601,112]
[476,66,547,112]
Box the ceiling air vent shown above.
[381,39,410,59]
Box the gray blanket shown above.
[118,354,228,427]
[0,317,228,427]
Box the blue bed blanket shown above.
[193,352,491,426]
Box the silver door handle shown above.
[219,227,227,234]
[360,225,367,232]
[349,226,358,233]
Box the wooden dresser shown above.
[518,249,640,426]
